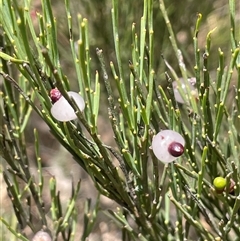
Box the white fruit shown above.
[151,130,185,163]
[172,77,197,104]
[32,231,52,241]
[51,91,85,122]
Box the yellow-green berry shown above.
[213,177,226,192]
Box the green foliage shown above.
[0,0,240,240]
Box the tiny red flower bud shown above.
[168,142,184,157]
[50,88,62,103]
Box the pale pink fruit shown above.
[151,130,185,163]
[51,91,85,122]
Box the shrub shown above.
[0,0,240,240]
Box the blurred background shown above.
[1,0,239,240]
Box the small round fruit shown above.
[172,77,198,104]
[51,91,85,122]
[151,130,185,163]
[213,177,227,192]
[32,231,52,241]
